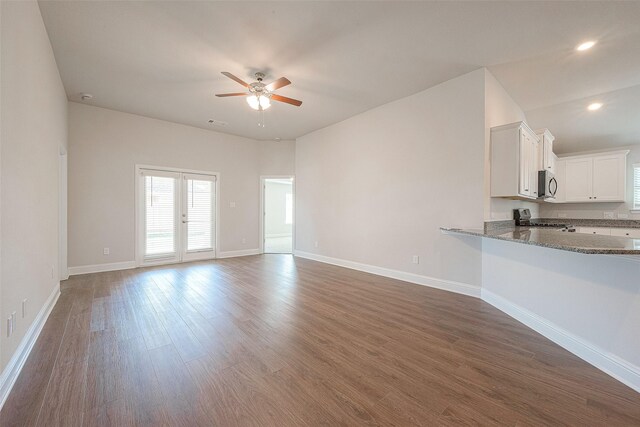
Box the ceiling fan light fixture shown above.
[247,94,271,110]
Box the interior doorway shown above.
[261,177,294,254]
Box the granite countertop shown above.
[532,218,640,229]
[441,226,640,255]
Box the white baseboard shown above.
[0,283,61,411]
[481,289,640,394]
[68,261,137,276]
[294,250,480,298]
[217,248,261,259]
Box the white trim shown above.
[481,289,640,393]
[260,175,295,254]
[0,284,60,411]
[217,248,260,259]
[68,261,136,276]
[294,250,480,298]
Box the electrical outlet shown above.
[6,316,12,337]
[314,241,319,248]
[618,213,630,219]
[103,247,110,255]
[22,299,27,318]
[412,255,420,264]
[604,212,615,220]
[558,213,568,218]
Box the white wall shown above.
[295,69,485,288]
[264,181,292,237]
[540,145,640,220]
[0,1,68,371]
[482,239,640,390]
[484,70,540,221]
[68,103,295,268]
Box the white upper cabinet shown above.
[565,157,593,202]
[491,121,540,200]
[562,151,628,203]
[536,129,555,174]
[592,155,626,201]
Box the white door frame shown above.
[135,164,220,267]
[260,175,295,254]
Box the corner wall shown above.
[0,0,68,372]
[295,69,486,290]
[484,70,540,221]
[67,102,295,269]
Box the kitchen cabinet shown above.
[491,121,540,200]
[563,151,628,203]
[536,129,555,174]
[592,155,626,201]
[565,158,593,202]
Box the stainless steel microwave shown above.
[538,170,557,199]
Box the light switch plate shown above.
[103,247,110,255]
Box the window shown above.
[285,193,293,224]
[634,163,640,210]
[144,174,177,257]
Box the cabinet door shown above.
[530,137,539,198]
[518,130,530,197]
[565,158,592,202]
[545,139,555,173]
[592,155,624,202]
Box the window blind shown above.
[144,175,177,256]
[186,178,214,251]
[634,163,640,210]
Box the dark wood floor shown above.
[1,255,639,426]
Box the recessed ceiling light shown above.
[576,40,596,51]
[587,102,603,111]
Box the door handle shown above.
[182,220,189,223]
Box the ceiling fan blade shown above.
[221,71,249,88]
[271,94,302,106]
[265,77,291,92]
[215,92,247,97]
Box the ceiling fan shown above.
[216,72,302,110]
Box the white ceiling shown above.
[39,1,640,148]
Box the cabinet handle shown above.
[594,197,597,199]
[589,197,592,199]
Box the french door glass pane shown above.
[187,179,213,251]
[145,175,176,256]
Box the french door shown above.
[137,167,217,266]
